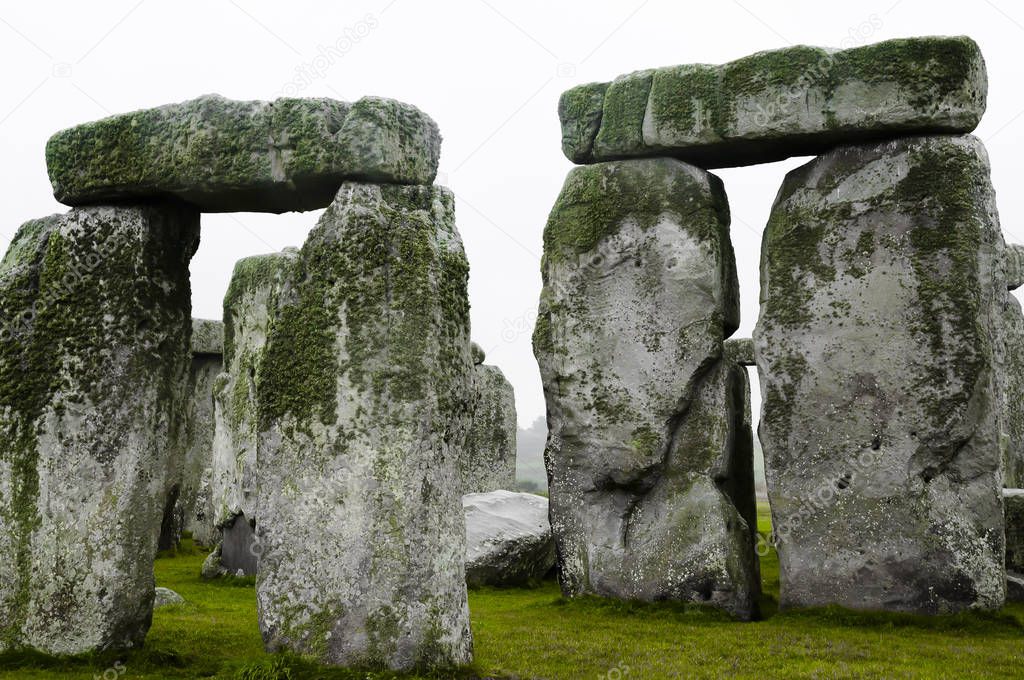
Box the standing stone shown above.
[0,201,198,653]
[561,36,987,167]
[533,158,759,619]
[46,95,442,212]
[462,343,517,493]
[159,318,223,550]
[255,183,473,668]
[1006,489,1024,602]
[207,250,297,575]
[755,134,1005,613]
[1002,250,1024,488]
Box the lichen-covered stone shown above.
[563,36,986,168]
[463,491,554,587]
[533,158,758,619]
[191,317,224,355]
[1004,244,1024,291]
[160,320,224,550]
[46,95,441,213]
[255,183,473,669]
[210,250,297,543]
[470,341,486,366]
[154,587,184,608]
[1006,489,1024,574]
[754,134,1005,613]
[1001,296,1024,488]
[462,362,517,493]
[724,338,755,366]
[0,201,198,653]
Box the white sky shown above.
[2,0,1024,429]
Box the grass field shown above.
[2,504,1022,679]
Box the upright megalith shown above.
[560,36,986,167]
[534,158,759,619]
[0,201,198,653]
[46,95,441,213]
[206,249,297,576]
[754,134,1005,613]
[1001,295,1024,489]
[160,318,223,551]
[255,183,474,668]
[462,342,517,493]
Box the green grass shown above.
[2,505,1022,679]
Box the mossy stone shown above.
[46,95,441,213]
[753,134,1005,614]
[560,36,987,168]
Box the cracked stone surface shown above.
[560,36,986,168]
[533,157,759,619]
[46,95,442,212]
[0,201,198,653]
[754,134,1006,614]
[255,183,473,669]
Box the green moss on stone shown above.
[543,158,725,265]
[593,70,654,156]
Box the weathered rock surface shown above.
[561,36,986,168]
[464,491,554,586]
[0,202,198,653]
[724,338,755,366]
[534,158,759,619]
[1001,296,1024,488]
[462,360,517,493]
[46,95,442,213]
[159,319,224,551]
[210,250,297,543]
[154,587,184,608]
[754,134,1005,613]
[255,183,473,668]
[1004,244,1024,291]
[1006,489,1024,573]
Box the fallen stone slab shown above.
[0,201,198,653]
[560,36,986,168]
[462,358,517,493]
[255,183,473,669]
[1008,573,1024,602]
[754,134,1005,614]
[464,491,554,587]
[534,158,758,619]
[46,95,441,213]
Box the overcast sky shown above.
[2,0,1023,429]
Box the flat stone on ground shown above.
[464,491,555,587]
